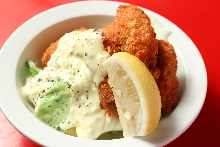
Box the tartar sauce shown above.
[21,29,122,139]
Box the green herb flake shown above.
[93,28,98,32]
[56,126,62,131]
[37,78,43,82]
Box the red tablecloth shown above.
[0,0,219,146]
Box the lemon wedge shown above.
[103,52,161,137]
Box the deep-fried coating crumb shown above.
[98,77,118,116]
[156,40,178,112]
[102,5,160,78]
[41,40,59,67]
[99,5,162,116]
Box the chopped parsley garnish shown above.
[37,78,43,82]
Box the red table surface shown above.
[0,0,219,146]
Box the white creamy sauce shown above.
[21,29,122,139]
[149,15,170,40]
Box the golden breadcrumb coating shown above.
[98,77,118,117]
[156,40,179,112]
[99,5,161,116]
[40,5,179,116]
[41,40,59,67]
[102,5,160,79]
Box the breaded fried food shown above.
[156,40,178,112]
[40,5,178,116]
[99,5,178,115]
[99,5,161,116]
[102,5,160,79]
[41,40,59,67]
[98,77,118,116]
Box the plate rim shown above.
[0,1,207,147]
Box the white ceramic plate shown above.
[0,1,207,147]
